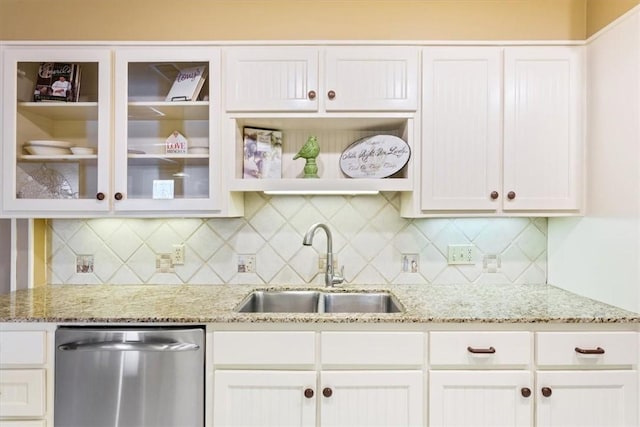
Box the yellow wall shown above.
[586,0,640,36]
[1,0,587,41]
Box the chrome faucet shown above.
[302,223,344,287]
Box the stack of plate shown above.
[23,140,72,155]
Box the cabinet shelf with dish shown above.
[226,115,416,194]
[2,47,111,215]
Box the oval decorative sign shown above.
[339,135,411,179]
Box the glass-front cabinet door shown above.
[2,46,111,214]
[114,47,221,212]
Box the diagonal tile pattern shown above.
[47,193,548,286]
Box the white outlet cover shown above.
[447,244,474,265]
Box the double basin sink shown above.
[236,290,404,314]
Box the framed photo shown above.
[243,127,282,179]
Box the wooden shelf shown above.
[19,154,98,161]
[229,178,412,193]
[127,101,209,120]
[18,102,99,120]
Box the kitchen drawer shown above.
[0,331,46,365]
[536,332,638,367]
[213,331,315,367]
[0,421,46,427]
[430,332,531,367]
[0,369,45,417]
[321,332,425,367]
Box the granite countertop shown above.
[1,283,638,324]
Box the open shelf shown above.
[18,102,99,120]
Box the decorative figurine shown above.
[293,135,320,178]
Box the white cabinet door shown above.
[320,370,423,427]
[429,370,533,427]
[2,46,111,214]
[536,371,638,427]
[503,46,584,211]
[114,47,223,212]
[421,47,502,211]
[224,47,319,112]
[324,46,418,111]
[214,370,316,427]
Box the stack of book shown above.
[165,65,208,102]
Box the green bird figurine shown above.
[293,135,320,178]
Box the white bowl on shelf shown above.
[70,147,96,155]
[24,145,71,155]
[25,140,73,148]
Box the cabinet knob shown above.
[327,90,336,100]
[575,346,605,355]
[114,192,124,201]
[541,387,552,397]
[304,388,314,399]
[507,191,516,200]
[96,192,105,201]
[308,90,316,100]
[521,387,532,398]
[490,191,499,200]
[322,387,333,398]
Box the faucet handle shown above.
[332,266,345,286]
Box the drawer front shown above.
[0,331,46,365]
[0,369,45,417]
[430,332,532,367]
[321,332,425,367]
[0,421,46,427]
[536,332,638,366]
[213,331,315,367]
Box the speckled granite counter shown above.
[1,284,638,324]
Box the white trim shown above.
[9,218,16,292]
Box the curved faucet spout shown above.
[302,223,343,287]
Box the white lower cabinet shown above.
[429,371,533,426]
[214,370,316,427]
[536,371,637,427]
[320,370,423,427]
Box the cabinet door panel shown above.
[536,370,638,427]
[324,47,418,111]
[429,370,533,427]
[224,47,319,112]
[320,370,423,427]
[503,46,584,211]
[421,47,501,211]
[214,370,316,427]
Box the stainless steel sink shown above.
[235,290,404,313]
[236,290,320,313]
[322,292,403,313]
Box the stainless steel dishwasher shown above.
[55,326,204,427]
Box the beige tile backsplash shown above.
[47,193,547,286]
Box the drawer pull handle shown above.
[575,346,605,355]
[541,387,552,397]
[304,388,314,399]
[467,346,496,354]
[327,90,336,100]
[322,387,333,398]
[308,90,316,100]
[521,387,531,398]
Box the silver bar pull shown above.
[58,340,200,352]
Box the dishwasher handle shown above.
[58,340,200,352]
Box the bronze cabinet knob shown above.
[308,90,316,100]
[322,387,333,398]
[541,387,552,397]
[327,90,336,100]
[490,191,499,200]
[304,388,314,399]
[507,191,516,200]
[521,387,532,398]
[96,192,105,201]
[114,192,123,201]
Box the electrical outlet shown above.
[318,255,338,272]
[238,255,255,273]
[171,244,185,265]
[447,244,474,265]
[401,254,419,273]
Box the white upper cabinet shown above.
[503,46,584,212]
[2,46,111,215]
[114,47,230,213]
[224,46,418,112]
[406,45,584,217]
[421,47,502,211]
